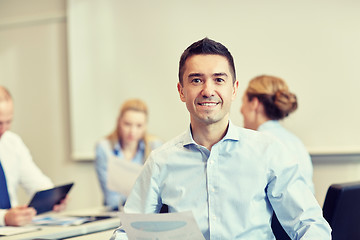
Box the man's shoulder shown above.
[1,131,24,145]
[232,124,274,142]
[149,131,187,155]
[229,125,285,154]
[0,131,28,156]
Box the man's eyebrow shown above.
[187,73,204,78]
[213,72,228,77]
[187,72,228,78]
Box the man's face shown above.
[177,54,239,126]
[0,100,13,138]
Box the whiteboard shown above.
[67,0,360,160]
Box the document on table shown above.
[118,211,205,240]
[107,156,143,197]
[32,215,93,226]
[0,226,40,236]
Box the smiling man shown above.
[122,38,331,239]
[178,53,238,149]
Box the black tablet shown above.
[28,183,74,215]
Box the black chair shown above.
[273,181,360,240]
[271,212,291,240]
[323,181,360,240]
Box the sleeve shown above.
[266,142,332,239]
[124,153,163,214]
[300,149,315,194]
[95,141,122,209]
[18,139,53,196]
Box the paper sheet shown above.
[32,215,93,226]
[118,211,205,240]
[107,157,143,197]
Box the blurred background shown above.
[1,0,359,210]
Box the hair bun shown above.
[274,90,298,117]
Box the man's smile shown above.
[198,102,219,106]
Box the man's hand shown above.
[52,194,69,212]
[4,205,36,226]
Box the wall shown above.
[0,0,102,210]
[67,0,360,160]
[0,0,359,210]
[312,154,360,204]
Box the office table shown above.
[0,207,120,240]
[67,228,115,240]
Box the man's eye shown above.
[215,78,225,83]
[191,78,201,83]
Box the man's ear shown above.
[177,82,186,102]
[231,80,239,100]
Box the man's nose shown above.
[201,80,215,97]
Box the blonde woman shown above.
[240,75,314,240]
[95,99,162,210]
[240,75,314,193]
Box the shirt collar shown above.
[182,120,239,147]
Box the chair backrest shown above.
[323,181,360,240]
[271,213,291,240]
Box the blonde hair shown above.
[245,75,297,120]
[107,99,153,161]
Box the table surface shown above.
[67,228,115,240]
[0,207,120,240]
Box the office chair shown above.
[323,181,360,240]
[271,213,291,240]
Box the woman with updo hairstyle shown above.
[240,75,314,193]
[95,99,163,210]
[241,75,314,240]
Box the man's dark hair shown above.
[178,37,236,85]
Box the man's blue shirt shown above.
[124,121,331,239]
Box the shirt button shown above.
[213,215,217,221]
[209,160,214,164]
[211,187,215,192]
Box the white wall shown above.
[0,0,102,210]
[67,0,360,160]
[0,0,359,210]
[313,157,360,205]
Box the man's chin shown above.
[197,115,221,125]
